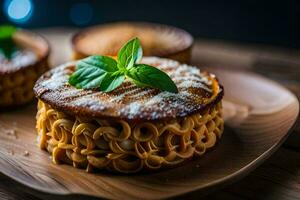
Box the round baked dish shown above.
[34,57,223,173]
[72,22,193,63]
[0,30,49,107]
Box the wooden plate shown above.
[0,69,298,200]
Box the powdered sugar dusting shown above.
[0,49,37,73]
[177,79,212,92]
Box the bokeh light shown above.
[70,3,93,26]
[3,0,34,24]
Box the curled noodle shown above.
[36,100,224,173]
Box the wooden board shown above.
[0,68,298,200]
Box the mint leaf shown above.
[77,55,118,71]
[69,55,119,89]
[99,72,125,92]
[117,38,142,69]
[69,68,107,89]
[0,25,16,39]
[127,64,178,93]
[0,25,17,59]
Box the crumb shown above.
[23,151,30,157]
[196,164,200,168]
[6,129,18,139]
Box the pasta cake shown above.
[34,57,224,173]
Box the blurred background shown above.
[0,0,298,48]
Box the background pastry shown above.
[72,22,193,63]
[0,26,50,107]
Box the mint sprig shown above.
[69,38,178,93]
[0,25,17,59]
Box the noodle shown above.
[36,100,224,173]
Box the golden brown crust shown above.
[0,30,50,107]
[34,57,223,122]
[72,22,193,63]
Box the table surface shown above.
[0,28,299,200]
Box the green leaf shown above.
[117,38,142,69]
[68,55,120,90]
[77,55,118,71]
[0,25,17,59]
[127,64,178,93]
[0,25,16,40]
[99,72,125,92]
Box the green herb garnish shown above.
[0,25,17,59]
[69,38,178,93]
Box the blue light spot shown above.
[70,3,93,26]
[4,0,33,23]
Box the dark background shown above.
[0,0,298,48]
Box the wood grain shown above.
[0,68,298,200]
[180,148,300,200]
